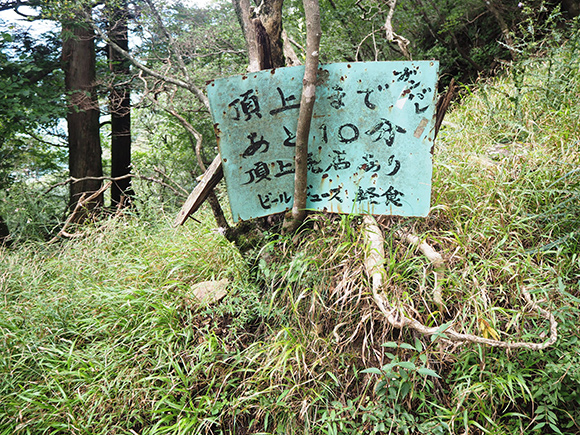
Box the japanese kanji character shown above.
[228,89,262,121]
[356,186,381,204]
[274,160,294,177]
[325,150,351,171]
[365,118,406,147]
[270,87,300,115]
[382,186,404,207]
[243,161,271,184]
[307,153,324,174]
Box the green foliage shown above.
[283,0,569,85]
[0,25,64,188]
[0,209,248,434]
[0,178,67,242]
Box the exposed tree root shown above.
[394,229,446,313]
[363,215,558,350]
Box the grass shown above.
[1,22,580,435]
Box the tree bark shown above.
[108,0,133,207]
[282,0,321,233]
[62,12,103,215]
[233,0,286,71]
[384,0,411,59]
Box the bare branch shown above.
[23,130,67,148]
[395,229,446,312]
[162,108,230,229]
[233,0,261,72]
[153,166,190,195]
[383,0,411,59]
[44,174,189,199]
[355,27,383,61]
[164,107,206,172]
[49,181,113,243]
[86,10,210,110]
[483,0,517,58]
[282,29,301,66]
[142,0,191,81]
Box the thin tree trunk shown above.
[411,0,483,72]
[483,0,516,58]
[0,213,9,245]
[282,0,321,233]
[108,0,133,207]
[62,11,103,215]
[166,107,230,230]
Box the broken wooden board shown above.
[174,154,224,226]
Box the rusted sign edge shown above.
[174,154,224,226]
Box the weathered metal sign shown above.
[207,61,439,221]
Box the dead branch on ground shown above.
[394,229,446,313]
[49,181,112,243]
[45,174,188,199]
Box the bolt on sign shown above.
[207,61,439,222]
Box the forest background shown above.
[1,0,580,433]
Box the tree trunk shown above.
[233,0,286,71]
[228,0,288,237]
[62,12,103,215]
[483,0,516,59]
[108,0,133,207]
[0,213,9,246]
[282,0,321,233]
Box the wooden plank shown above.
[174,154,224,226]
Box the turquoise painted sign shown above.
[207,61,439,221]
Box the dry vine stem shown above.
[363,215,558,350]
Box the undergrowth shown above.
[1,16,580,435]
